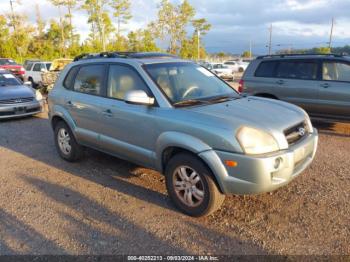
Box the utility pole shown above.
[197,30,201,61]
[268,24,273,55]
[328,17,334,50]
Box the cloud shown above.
[0,0,349,54]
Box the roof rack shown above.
[257,53,344,59]
[73,52,178,62]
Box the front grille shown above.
[284,121,309,146]
[0,97,34,105]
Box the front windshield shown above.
[0,73,21,86]
[144,62,238,105]
[0,59,17,66]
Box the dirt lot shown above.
[0,110,349,256]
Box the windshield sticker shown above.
[3,74,15,78]
[197,67,214,77]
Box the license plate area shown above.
[14,106,26,114]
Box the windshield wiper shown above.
[206,95,237,104]
[173,99,210,107]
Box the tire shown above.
[54,121,83,162]
[28,77,38,89]
[165,153,225,217]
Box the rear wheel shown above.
[54,121,83,162]
[165,153,225,217]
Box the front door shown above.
[97,64,158,167]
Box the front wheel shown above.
[54,121,83,162]
[165,153,225,217]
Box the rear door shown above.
[316,60,350,117]
[64,64,108,148]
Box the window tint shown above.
[46,63,52,70]
[73,65,105,95]
[63,66,79,89]
[323,62,350,82]
[255,61,278,77]
[276,61,318,80]
[33,63,42,71]
[107,65,150,100]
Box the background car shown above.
[224,60,249,72]
[241,53,350,120]
[0,70,43,119]
[24,61,52,88]
[0,58,26,81]
[208,63,235,81]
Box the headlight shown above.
[35,90,43,101]
[236,126,279,155]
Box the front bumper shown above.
[0,100,44,119]
[199,129,318,195]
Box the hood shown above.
[186,96,306,134]
[0,85,35,100]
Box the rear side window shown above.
[25,63,33,71]
[255,61,278,77]
[323,61,350,82]
[276,61,318,80]
[73,65,105,95]
[63,66,79,89]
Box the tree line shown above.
[0,0,211,62]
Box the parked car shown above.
[224,60,249,72]
[208,63,235,81]
[24,61,52,88]
[241,53,350,120]
[41,58,72,93]
[48,52,318,217]
[0,70,44,119]
[0,58,26,81]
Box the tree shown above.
[312,47,331,54]
[110,0,132,37]
[82,0,114,52]
[192,18,211,35]
[242,50,252,58]
[155,0,195,54]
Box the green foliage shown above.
[110,0,132,36]
[242,50,252,58]
[0,0,210,62]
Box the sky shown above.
[0,0,349,54]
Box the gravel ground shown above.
[0,110,349,256]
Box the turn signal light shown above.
[225,160,238,167]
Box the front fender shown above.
[155,131,212,171]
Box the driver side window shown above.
[107,65,151,100]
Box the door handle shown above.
[320,83,330,88]
[66,101,74,107]
[276,80,285,85]
[102,109,113,117]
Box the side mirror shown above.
[124,90,155,106]
[41,68,47,72]
[23,81,32,87]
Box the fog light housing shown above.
[274,157,283,169]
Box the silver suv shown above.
[48,52,318,217]
[241,54,350,120]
